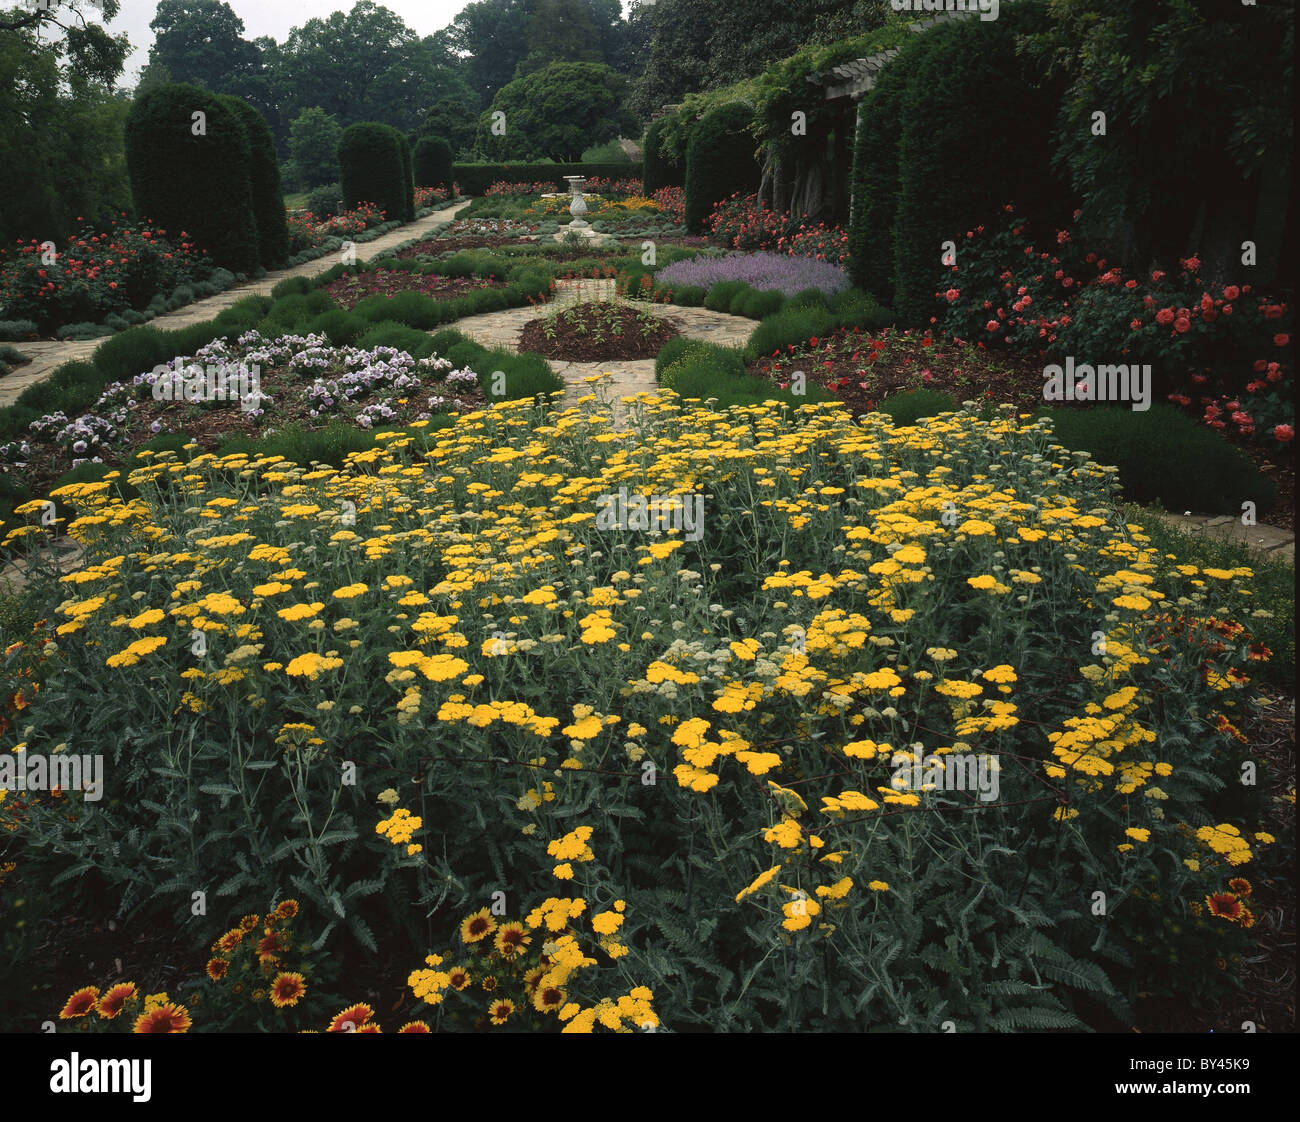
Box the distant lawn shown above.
[283,191,310,210]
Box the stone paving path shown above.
[1137,510,1294,562]
[0,200,472,408]
[450,277,754,418]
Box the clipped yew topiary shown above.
[394,127,415,222]
[338,122,407,224]
[218,95,289,270]
[414,136,454,191]
[893,3,1062,325]
[125,83,260,274]
[684,102,762,235]
[642,117,682,194]
[847,56,913,307]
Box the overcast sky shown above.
[98,1,634,83]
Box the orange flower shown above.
[1227,878,1252,898]
[447,967,471,991]
[494,922,530,960]
[205,958,229,982]
[1206,892,1248,923]
[328,1003,374,1032]
[274,899,300,920]
[398,1021,431,1033]
[214,928,244,953]
[269,972,307,1008]
[460,907,496,944]
[59,987,99,1019]
[488,998,515,1025]
[97,983,137,1020]
[133,1003,192,1033]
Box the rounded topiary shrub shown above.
[125,83,260,274]
[1039,403,1277,516]
[684,103,762,235]
[643,117,682,194]
[414,136,454,191]
[338,123,407,224]
[218,95,289,270]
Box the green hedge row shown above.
[451,162,643,195]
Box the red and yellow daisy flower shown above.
[97,983,137,1020]
[354,1023,382,1033]
[257,932,287,963]
[274,899,300,920]
[133,1003,192,1033]
[522,966,545,995]
[481,975,498,992]
[206,958,229,982]
[494,922,530,960]
[214,928,244,953]
[531,985,566,1014]
[488,998,515,1025]
[447,967,471,991]
[1206,892,1247,922]
[59,987,99,1020]
[269,972,307,1009]
[239,913,261,932]
[328,1003,374,1032]
[398,1021,431,1033]
[460,907,496,944]
[1227,878,1252,898]
[1238,907,1256,929]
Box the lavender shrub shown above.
[654,251,850,297]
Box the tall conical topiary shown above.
[218,94,289,270]
[684,103,762,235]
[125,83,260,274]
[414,136,454,191]
[338,122,407,224]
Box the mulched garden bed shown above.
[395,236,540,258]
[749,326,1046,415]
[2,342,484,497]
[318,269,509,311]
[518,300,681,362]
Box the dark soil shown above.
[395,236,541,258]
[518,301,681,361]
[319,269,509,311]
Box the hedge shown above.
[893,3,1064,325]
[642,118,682,194]
[124,83,260,274]
[414,136,454,191]
[218,95,290,270]
[847,55,912,306]
[451,162,642,196]
[394,127,416,222]
[684,103,763,235]
[338,123,408,224]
